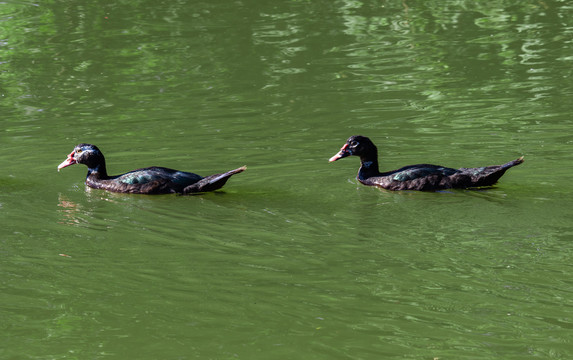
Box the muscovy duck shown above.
[58,143,246,194]
[329,135,523,191]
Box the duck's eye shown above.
[350,140,358,147]
[76,149,83,154]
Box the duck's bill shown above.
[57,153,76,171]
[328,144,350,162]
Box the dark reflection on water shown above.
[2,0,573,359]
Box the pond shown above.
[2,1,572,359]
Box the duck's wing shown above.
[114,167,202,186]
[387,164,459,182]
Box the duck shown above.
[58,143,246,194]
[329,135,523,191]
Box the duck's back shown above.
[362,164,465,191]
[88,167,203,194]
[361,158,523,191]
[116,167,202,185]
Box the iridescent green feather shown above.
[393,166,458,181]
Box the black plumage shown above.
[58,144,246,194]
[329,135,523,191]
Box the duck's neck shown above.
[358,151,381,180]
[86,161,109,180]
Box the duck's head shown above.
[328,135,376,162]
[58,143,105,171]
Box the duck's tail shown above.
[183,166,246,194]
[471,156,524,187]
[501,156,524,169]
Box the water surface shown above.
[2,1,573,359]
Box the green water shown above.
[2,1,572,359]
